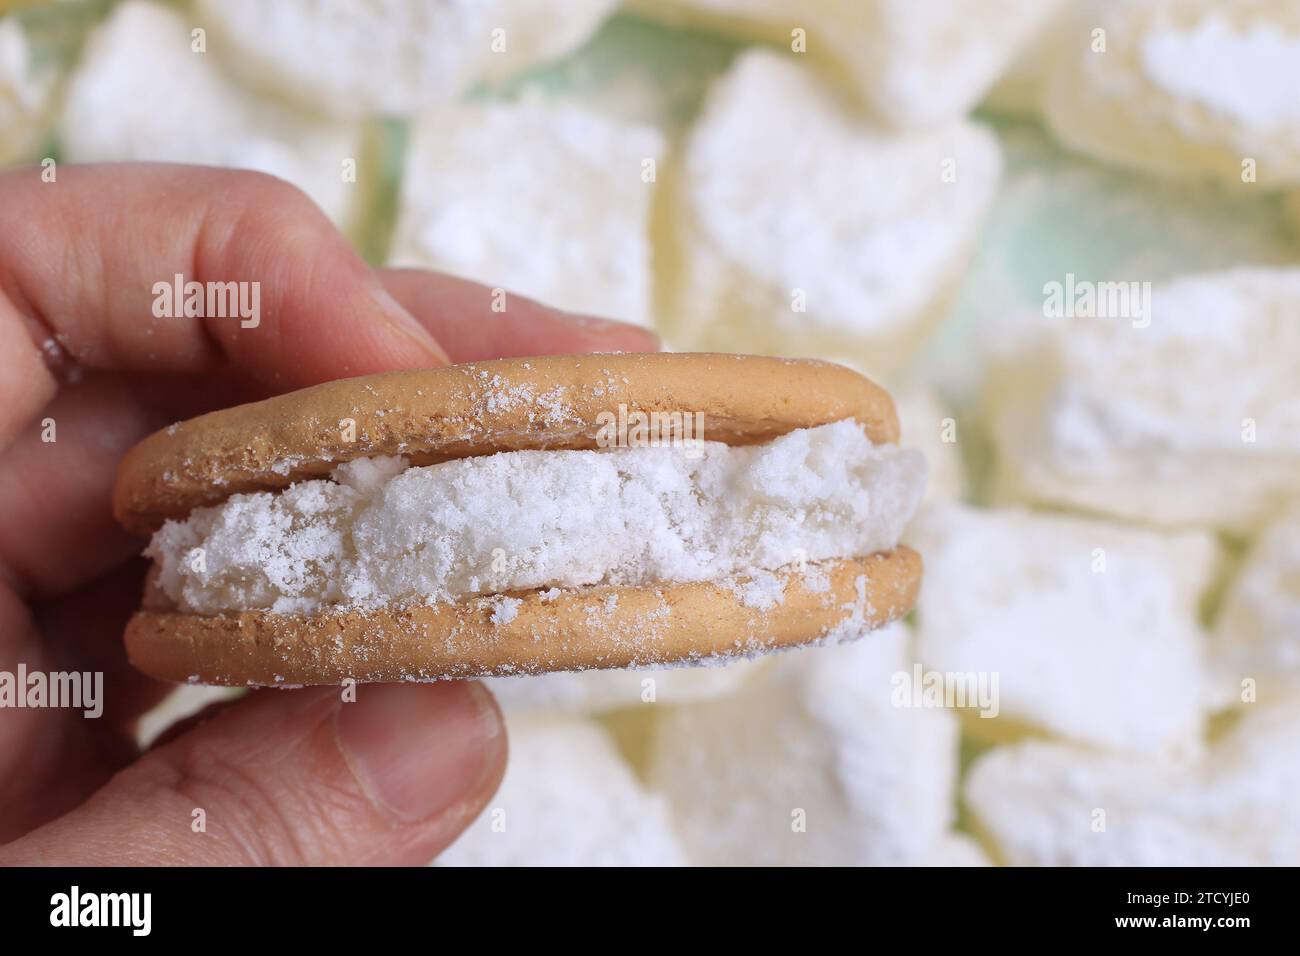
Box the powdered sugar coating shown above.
[988,268,1300,532]
[147,421,925,615]
[60,2,361,225]
[661,51,1001,371]
[647,0,1063,128]
[195,0,618,117]
[1044,0,1300,187]
[1210,504,1300,705]
[392,99,662,325]
[967,702,1300,866]
[647,623,959,866]
[912,504,1215,755]
[436,715,685,867]
[1142,16,1300,131]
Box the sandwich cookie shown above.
[114,353,926,686]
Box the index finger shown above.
[0,162,449,449]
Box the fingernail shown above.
[336,681,503,824]
[371,285,451,364]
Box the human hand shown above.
[0,163,657,865]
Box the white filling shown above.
[146,420,925,615]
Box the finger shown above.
[0,371,257,597]
[0,289,52,460]
[0,163,449,451]
[34,557,171,735]
[0,364,276,598]
[0,681,506,865]
[0,585,123,842]
[379,268,661,361]
[0,558,184,839]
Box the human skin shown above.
[0,163,658,865]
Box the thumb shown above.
[0,682,505,866]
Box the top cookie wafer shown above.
[114,352,899,536]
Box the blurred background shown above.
[2,0,1299,866]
